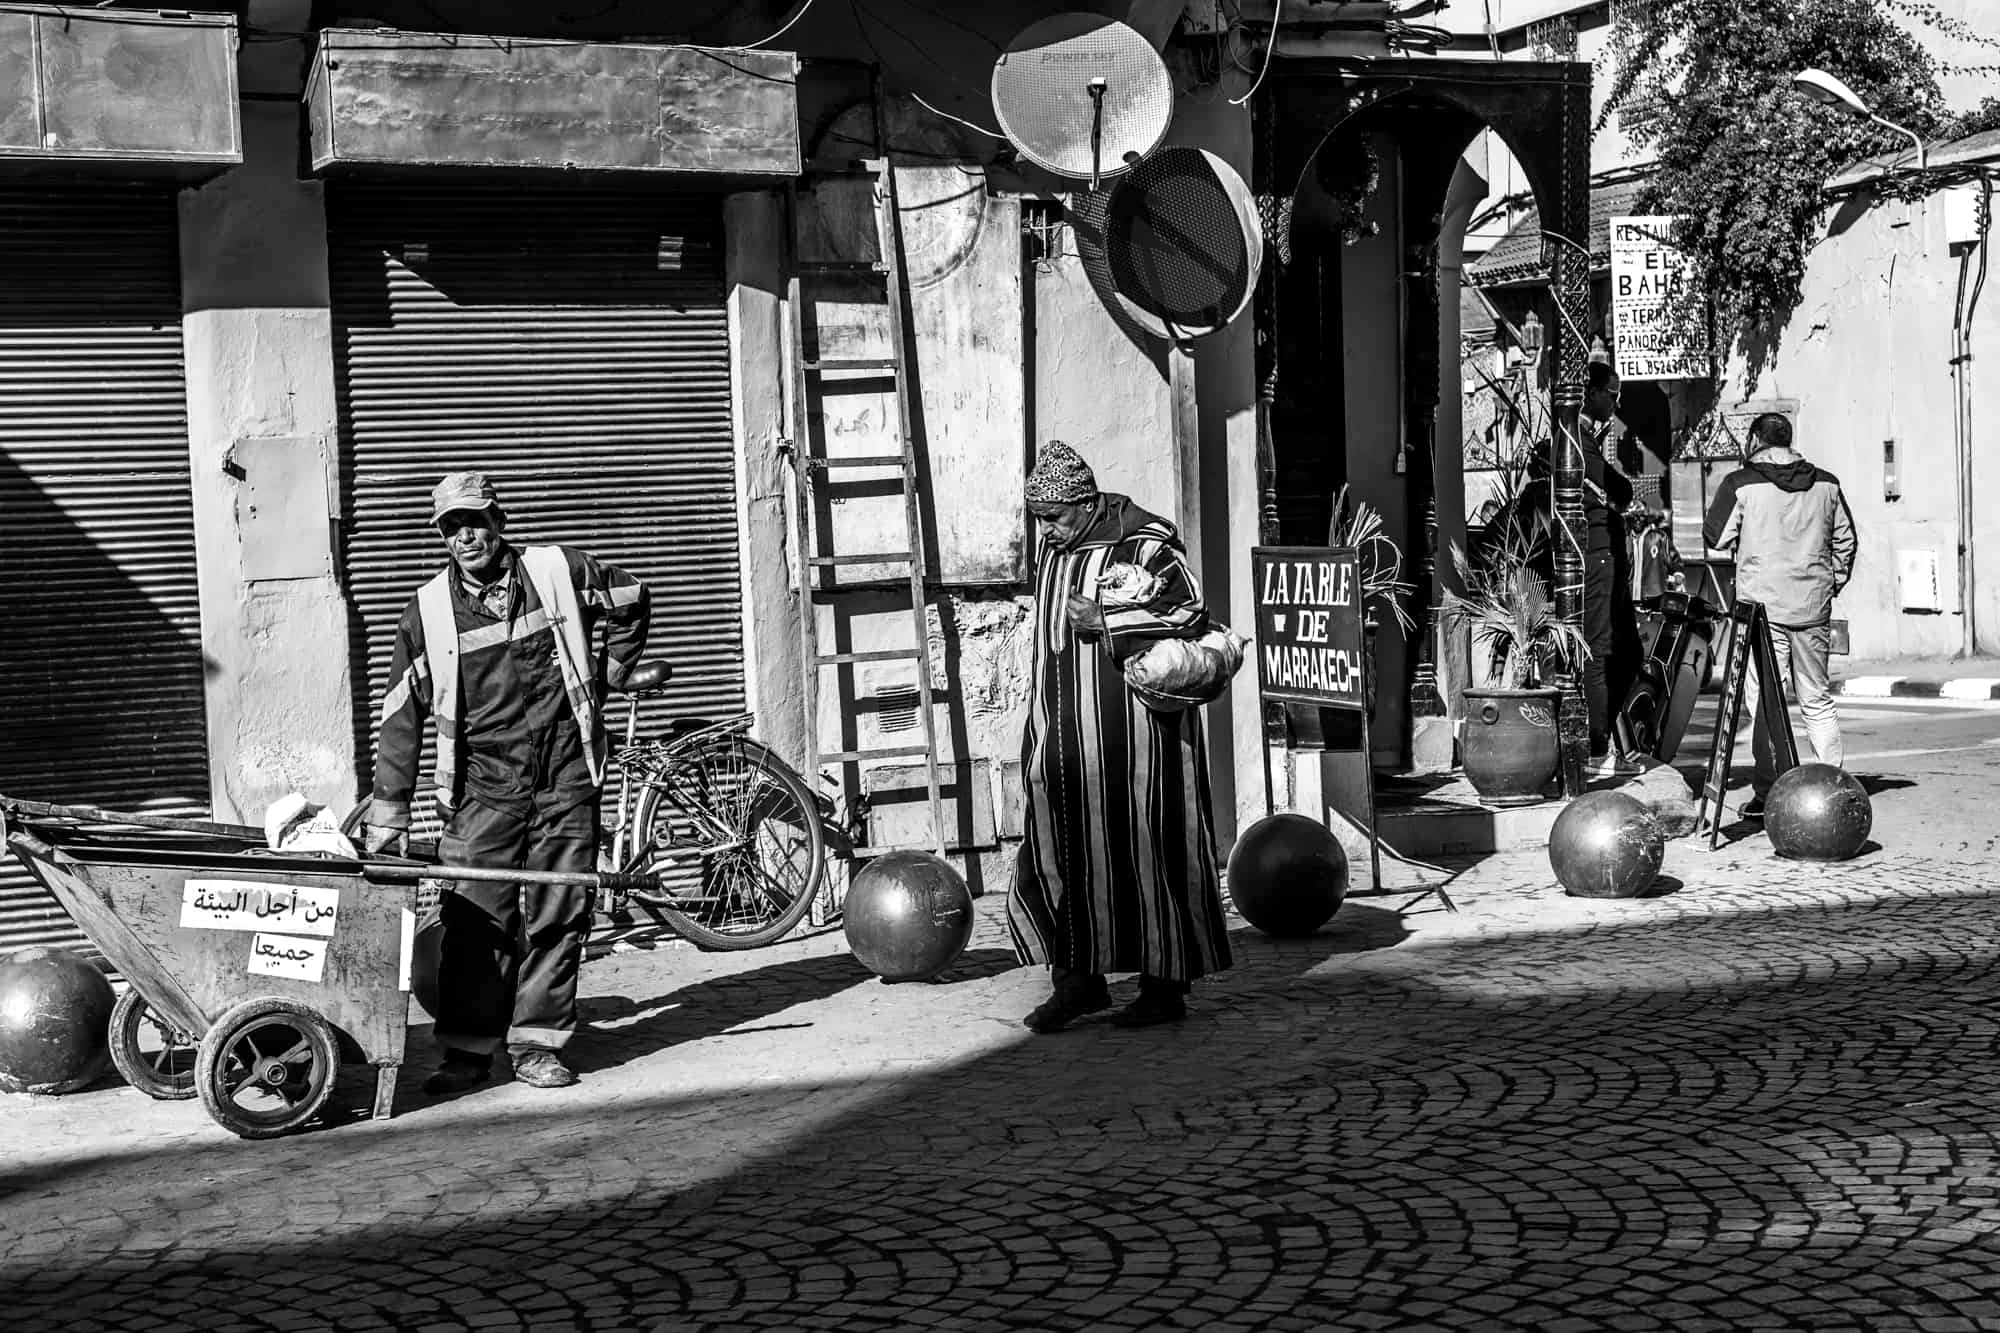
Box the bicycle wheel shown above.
[626,736,825,950]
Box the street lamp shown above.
[1791,67,1927,176]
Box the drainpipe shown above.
[1953,169,1992,657]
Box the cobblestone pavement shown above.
[7,715,2000,1332]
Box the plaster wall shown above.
[1719,191,2000,659]
[179,101,353,822]
[1883,0,1999,112]
[725,190,806,769]
[1032,255,1175,515]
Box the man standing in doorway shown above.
[363,472,651,1092]
[1582,361,1646,754]
[1703,413,1858,814]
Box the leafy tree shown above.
[1602,0,1947,361]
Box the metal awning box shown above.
[306,29,801,178]
[0,5,241,178]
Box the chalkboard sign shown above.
[1252,546,1367,711]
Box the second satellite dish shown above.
[991,14,1173,188]
[1105,147,1263,340]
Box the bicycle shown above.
[346,658,827,952]
[595,659,826,950]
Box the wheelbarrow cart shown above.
[1,796,679,1140]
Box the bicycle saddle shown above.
[621,660,672,695]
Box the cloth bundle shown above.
[263,793,358,858]
[1097,563,1248,706]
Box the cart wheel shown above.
[108,988,198,1101]
[195,997,339,1140]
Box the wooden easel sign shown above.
[1252,545,1381,890]
[1693,599,1800,847]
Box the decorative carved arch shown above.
[1253,58,1598,793]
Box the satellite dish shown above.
[991,14,1173,189]
[1104,147,1263,340]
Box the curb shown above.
[1831,676,2000,700]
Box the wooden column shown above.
[1547,77,1593,797]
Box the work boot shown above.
[1740,794,1767,819]
[422,1051,491,1096]
[1022,969,1111,1034]
[1111,975,1189,1029]
[511,1049,578,1089]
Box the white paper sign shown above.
[1609,214,1709,381]
[247,933,329,982]
[181,880,341,936]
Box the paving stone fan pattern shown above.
[7,849,2000,1330]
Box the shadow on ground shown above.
[11,883,2000,1331]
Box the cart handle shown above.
[0,796,262,840]
[360,840,739,894]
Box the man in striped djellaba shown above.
[1008,440,1232,1032]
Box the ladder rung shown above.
[814,648,923,666]
[810,553,915,567]
[821,746,932,763]
[851,843,949,859]
[804,357,899,373]
[817,454,909,469]
[799,260,886,274]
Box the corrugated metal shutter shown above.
[328,183,745,832]
[0,183,209,952]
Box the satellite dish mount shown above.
[1087,77,1108,189]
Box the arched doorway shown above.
[1254,58,1598,791]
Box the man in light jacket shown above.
[1703,413,1857,814]
[364,471,650,1093]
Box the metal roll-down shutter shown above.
[328,183,745,823]
[0,183,209,953]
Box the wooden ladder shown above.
[784,153,950,920]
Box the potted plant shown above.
[1274,488,1415,753]
[1443,481,1588,806]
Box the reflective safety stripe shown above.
[520,545,606,786]
[416,546,608,814]
[600,583,643,608]
[417,572,462,813]
[379,653,430,724]
[456,606,554,656]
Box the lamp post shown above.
[1790,67,1926,177]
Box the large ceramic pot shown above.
[1461,687,1561,806]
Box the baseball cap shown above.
[430,471,501,526]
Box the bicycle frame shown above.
[603,693,756,875]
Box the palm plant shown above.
[1326,486,1416,636]
[1443,509,1589,690]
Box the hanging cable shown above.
[910,90,1008,139]
[738,0,820,49]
[1227,18,1279,106]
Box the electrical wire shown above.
[849,0,1009,138]
[738,0,819,49]
[1227,19,1278,106]
[910,91,1008,139]
[895,0,1004,52]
